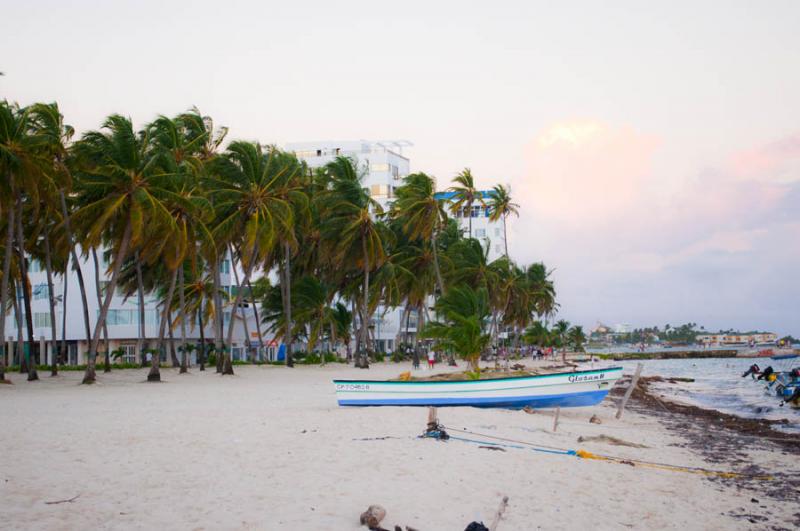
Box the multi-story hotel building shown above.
[3,251,267,366]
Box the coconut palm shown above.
[71,114,178,383]
[568,325,586,354]
[422,285,491,370]
[209,142,299,374]
[448,168,485,238]
[553,319,570,363]
[390,172,448,294]
[487,184,519,259]
[319,156,390,368]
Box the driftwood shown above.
[589,414,602,424]
[577,434,648,448]
[360,505,387,529]
[489,496,509,531]
[44,494,80,505]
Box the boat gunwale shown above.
[333,366,622,386]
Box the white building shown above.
[4,251,270,366]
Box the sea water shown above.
[606,358,800,433]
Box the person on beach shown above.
[427,350,436,369]
[412,346,420,370]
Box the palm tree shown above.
[391,172,448,294]
[210,142,298,374]
[567,325,586,355]
[319,156,390,368]
[487,184,519,259]
[72,115,177,383]
[553,319,570,363]
[422,285,491,370]
[27,103,80,375]
[448,168,485,238]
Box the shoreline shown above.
[2,363,799,529]
[613,375,800,526]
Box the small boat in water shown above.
[334,367,623,409]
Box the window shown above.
[34,312,51,328]
[471,206,481,218]
[370,184,390,198]
[29,260,43,273]
[474,229,486,238]
[120,344,136,364]
[370,163,389,172]
[100,309,157,326]
[220,260,230,274]
[33,283,49,300]
[495,228,501,237]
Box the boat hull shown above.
[334,367,623,409]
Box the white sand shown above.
[0,363,795,530]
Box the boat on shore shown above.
[333,366,623,409]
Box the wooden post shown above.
[616,363,643,420]
[553,407,560,432]
[427,406,438,430]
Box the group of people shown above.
[410,348,438,370]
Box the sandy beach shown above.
[1,362,798,530]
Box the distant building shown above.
[697,332,777,346]
[286,140,412,210]
[613,323,633,334]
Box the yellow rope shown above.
[575,450,772,480]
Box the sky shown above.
[2,0,798,334]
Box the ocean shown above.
[603,357,799,433]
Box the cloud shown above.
[508,121,800,333]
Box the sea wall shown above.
[596,350,739,361]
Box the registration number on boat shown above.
[336,383,371,391]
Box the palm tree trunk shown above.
[43,229,59,376]
[431,231,444,295]
[148,250,179,382]
[91,248,111,372]
[84,220,132,384]
[212,258,224,373]
[0,200,15,381]
[246,278,263,362]
[60,256,68,365]
[351,299,359,363]
[168,308,178,367]
[468,200,473,238]
[282,241,294,368]
[359,234,370,369]
[16,197,38,380]
[197,304,205,371]
[179,266,188,373]
[502,214,509,258]
[395,302,409,351]
[135,252,146,366]
[59,190,92,348]
[229,247,251,362]
[13,281,24,371]
[224,247,259,374]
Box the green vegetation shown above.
[0,100,559,384]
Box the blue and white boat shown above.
[334,366,623,409]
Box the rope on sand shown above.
[442,425,773,480]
